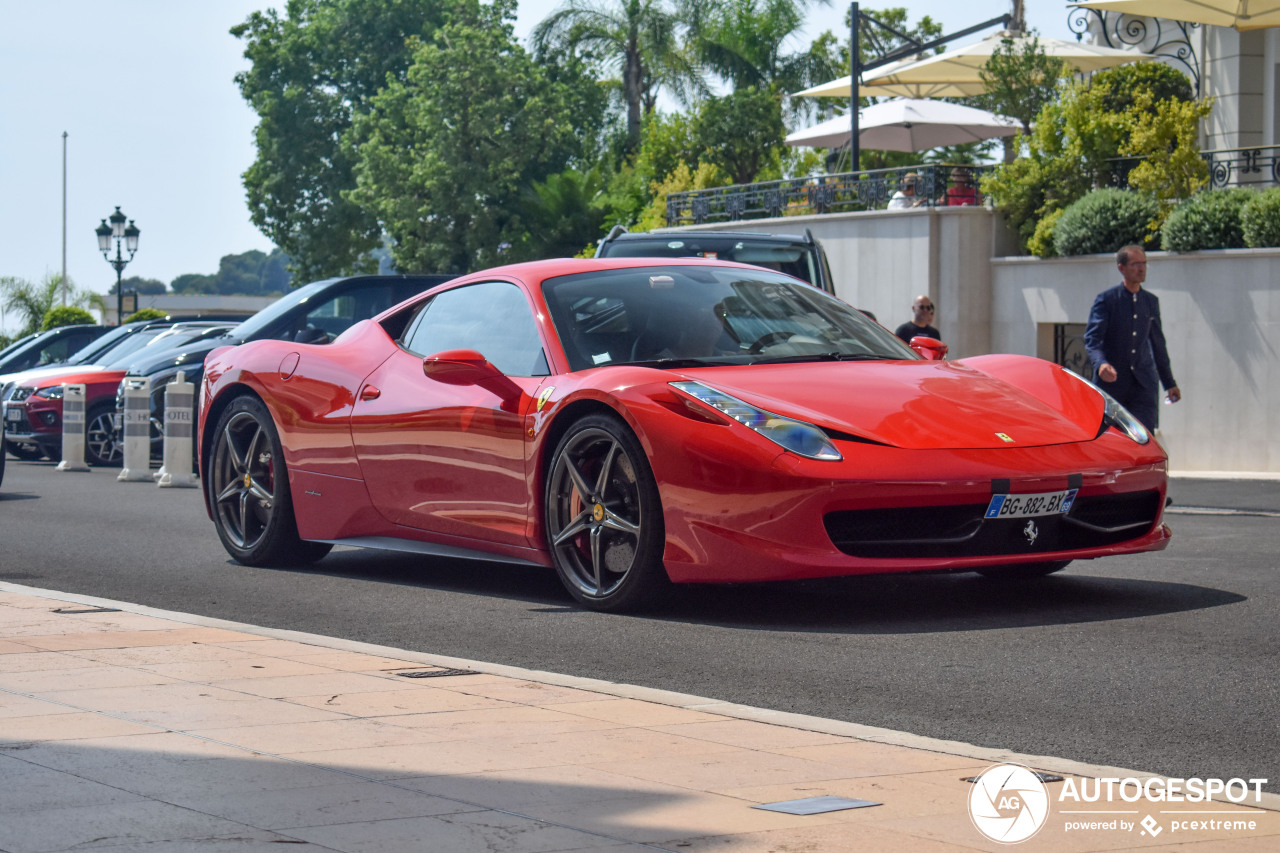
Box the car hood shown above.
[676,357,1103,450]
[2,364,107,389]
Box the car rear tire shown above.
[206,396,332,568]
[975,560,1072,579]
[85,403,122,467]
[545,412,668,612]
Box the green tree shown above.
[110,276,166,295]
[350,0,595,273]
[123,308,169,324]
[976,35,1067,162]
[170,273,216,294]
[41,305,96,331]
[233,0,459,279]
[682,0,839,99]
[693,87,786,184]
[0,274,94,336]
[519,167,610,259]
[533,0,697,151]
[983,62,1204,253]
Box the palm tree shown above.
[0,273,93,336]
[680,0,838,95]
[533,0,702,151]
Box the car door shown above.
[351,280,550,548]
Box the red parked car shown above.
[198,258,1170,612]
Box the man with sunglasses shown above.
[1084,245,1180,431]
[894,295,941,344]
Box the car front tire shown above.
[206,395,332,568]
[545,412,668,612]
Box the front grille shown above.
[824,490,1162,559]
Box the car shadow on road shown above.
[263,550,1245,636]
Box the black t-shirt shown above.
[894,322,940,343]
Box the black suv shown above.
[117,274,454,458]
[595,227,835,294]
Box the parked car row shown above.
[3,275,453,467]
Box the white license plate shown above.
[4,406,21,424]
[985,489,1078,519]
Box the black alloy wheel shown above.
[84,403,123,467]
[206,395,331,567]
[545,412,668,612]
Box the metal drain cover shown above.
[752,795,881,815]
[395,668,479,678]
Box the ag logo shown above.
[968,763,1050,844]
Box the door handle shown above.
[360,385,381,401]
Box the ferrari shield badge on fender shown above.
[537,386,555,412]
[996,432,1015,443]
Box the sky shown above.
[0,1,1079,336]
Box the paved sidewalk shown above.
[1,583,1276,853]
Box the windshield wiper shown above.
[751,352,889,365]
[627,357,735,369]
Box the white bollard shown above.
[55,384,90,472]
[156,371,197,488]
[118,377,152,481]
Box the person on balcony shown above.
[944,168,979,206]
[888,172,925,209]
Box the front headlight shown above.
[670,380,842,461]
[1063,368,1150,445]
[32,386,64,401]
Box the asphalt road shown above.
[1,459,1277,792]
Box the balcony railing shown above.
[665,164,994,227]
[666,147,1280,227]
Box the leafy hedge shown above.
[40,305,96,331]
[1052,188,1158,257]
[1241,187,1280,248]
[1161,188,1252,251]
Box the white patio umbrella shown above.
[860,32,1156,92]
[785,98,1019,152]
[1070,1,1280,30]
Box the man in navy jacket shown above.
[1084,245,1181,430]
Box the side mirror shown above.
[423,349,524,410]
[909,336,948,361]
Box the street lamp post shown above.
[95,206,140,325]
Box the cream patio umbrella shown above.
[785,99,1018,151]
[1070,1,1280,30]
[860,32,1156,92]
[792,56,986,100]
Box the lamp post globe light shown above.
[95,206,140,325]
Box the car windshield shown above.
[603,236,819,285]
[543,265,914,373]
[102,324,230,369]
[65,324,142,365]
[226,278,332,341]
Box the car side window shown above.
[402,281,548,377]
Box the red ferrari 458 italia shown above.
[199,258,1170,611]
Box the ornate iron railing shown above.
[1105,146,1280,190]
[665,163,995,226]
[1068,8,1201,96]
